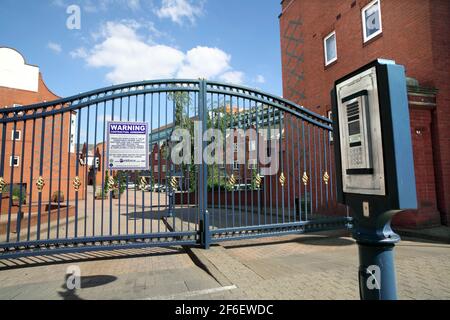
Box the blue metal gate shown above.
[0,80,351,259]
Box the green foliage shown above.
[104,171,110,194]
[115,172,127,195]
[11,185,26,204]
[250,168,260,190]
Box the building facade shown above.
[0,47,83,209]
[279,0,450,227]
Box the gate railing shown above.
[0,79,351,259]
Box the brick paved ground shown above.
[0,231,449,300]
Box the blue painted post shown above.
[354,210,401,300]
[199,79,211,249]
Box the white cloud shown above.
[48,42,62,54]
[73,21,244,85]
[70,47,88,59]
[156,0,204,25]
[255,75,265,84]
[52,0,143,12]
[220,71,245,84]
[177,46,230,79]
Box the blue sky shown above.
[0,0,283,98]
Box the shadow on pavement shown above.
[223,234,355,249]
[0,246,185,271]
[58,275,117,300]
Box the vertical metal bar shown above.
[237,97,242,227]
[269,106,274,225]
[296,117,302,222]
[0,122,6,233]
[100,101,107,237]
[157,93,161,234]
[223,94,228,230]
[231,95,235,228]
[134,95,138,234]
[84,105,90,237]
[64,112,72,239]
[75,108,82,238]
[302,120,307,220]
[37,113,47,240]
[243,98,248,227]
[52,112,61,240]
[92,103,98,237]
[109,99,115,236]
[210,92,214,229]
[46,115,56,239]
[286,115,291,223]
[308,124,313,220]
[290,114,295,223]
[319,129,324,210]
[261,105,267,225]
[56,111,64,239]
[6,121,18,242]
[149,93,154,234]
[256,98,261,226]
[118,97,123,236]
[141,94,146,234]
[274,107,279,224]
[279,110,284,224]
[199,80,210,249]
[314,126,319,214]
[26,118,36,241]
[17,118,28,241]
[126,96,130,234]
[324,128,329,210]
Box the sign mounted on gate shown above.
[107,121,149,171]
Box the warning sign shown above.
[107,122,149,170]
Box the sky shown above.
[0,0,283,99]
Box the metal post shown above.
[353,210,400,300]
[167,184,174,218]
[199,79,210,249]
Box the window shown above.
[248,159,258,170]
[362,0,382,43]
[161,165,166,173]
[324,31,337,66]
[10,156,20,167]
[249,140,256,152]
[154,166,159,173]
[234,143,238,152]
[233,161,240,171]
[11,130,21,141]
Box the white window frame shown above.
[10,156,20,167]
[248,159,258,170]
[233,161,240,171]
[11,129,21,141]
[362,0,383,43]
[324,31,338,66]
[249,140,256,152]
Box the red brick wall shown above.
[280,0,450,226]
[0,74,85,203]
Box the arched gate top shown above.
[0,79,332,130]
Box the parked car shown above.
[153,184,167,192]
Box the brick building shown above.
[0,47,83,208]
[279,0,450,227]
